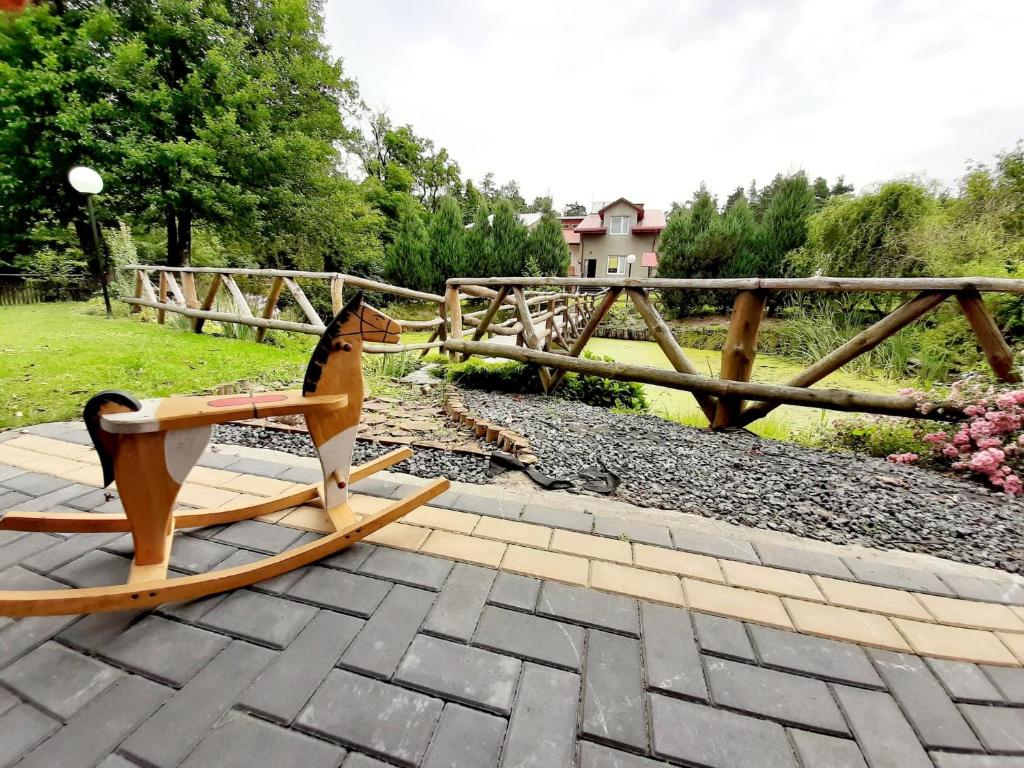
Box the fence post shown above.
[157,273,168,324]
[713,290,767,428]
[445,285,462,362]
[255,277,285,344]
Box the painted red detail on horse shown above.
[207,394,289,408]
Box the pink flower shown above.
[923,432,947,445]
[953,430,972,446]
[968,448,1006,475]
[1005,474,1023,494]
[942,445,960,458]
[887,453,919,464]
[976,437,1003,450]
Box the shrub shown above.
[814,415,930,461]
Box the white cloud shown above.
[324,0,1024,210]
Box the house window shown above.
[606,256,626,276]
[609,215,630,235]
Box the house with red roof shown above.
[563,198,665,278]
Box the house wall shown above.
[579,201,660,278]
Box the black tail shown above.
[83,390,142,487]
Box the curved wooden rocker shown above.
[0,293,450,617]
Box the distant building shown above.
[565,198,665,278]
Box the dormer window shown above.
[609,215,630,235]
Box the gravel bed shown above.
[212,424,493,484]
[460,391,1024,573]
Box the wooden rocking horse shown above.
[0,293,449,616]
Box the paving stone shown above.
[501,662,580,768]
[121,641,275,768]
[537,580,639,635]
[348,477,400,498]
[0,490,32,511]
[832,685,933,768]
[239,609,362,724]
[0,565,66,590]
[168,535,237,573]
[19,532,121,573]
[0,641,122,721]
[0,459,25,476]
[209,548,306,596]
[982,665,1024,705]
[0,472,71,496]
[18,675,172,768]
[649,694,796,767]
[841,558,955,596]
[423,563,495,642]
[297,668,443,767]
[939,574,1024,606]
[670,527,760,563]
[277,464,324,484]
[357,547,453,591]
[959,704,1024,752]
[213,520,305,553]
[448,494,524,520]
[927,658,1005,703]
[0,614,79,667]
[57,610,144,653]
[422,703,505,768]
[0,703,60,768]
[180,711,345,768]
[578,742,666,768]
[395,634,521,715]
[220,457,290,477]
[0,532,61,571]
[473,604,585,671]
[64,487,117,511]
[96,756,140,768]
[593,516,672,546]
[98,614,231,687]
[582,630,647,751]
[520,504,594,533]
[753,541,855,579]
[789,730,867,768]
[0,687,15,716]
[340,584,434,679]
[322,541,376,572]
[749,624,883,688]
[50,549,132,587]
[692,611,756,661]
[868,649,980,750]
[705,656,847,734]
[198,589,317,649]
[287,566,392,616]
[640,602,707,700]
[931,755,1024,768]
[15,483,97,513]
[343,755,391,768]
[487,571,540,611]
[195,451,240,469]
[156,593,229,623]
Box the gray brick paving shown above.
[448,494,523,519]
[220,457,290,477]
[939,574,1024,606]
[0,490,31,511]
[593,516,672,547]
[754,541,855,579]
[5,445,1024,768]
[842,558,956,596]
[1,471,71,496]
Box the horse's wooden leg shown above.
[306,405,359,530]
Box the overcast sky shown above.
[324,0,1024,212]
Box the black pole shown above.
[86,195,112,318]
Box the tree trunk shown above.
[165,205,192,267]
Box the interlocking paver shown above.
[578,742,665,768]
[19,532,120,573]
[0,687,15,716]
[447,494,523,520]
[959,704,1024,752]
[321,541,375,572]
[239,609,363,724]
[832,685,933,768]
[18,676,172,768]
[582,629,647,751]
[749,624,884,688]
[550,528,631,563]
[670,527,760,563]
[0,564,66,590]
[869,649,981,751]
[473,516,552,548]
[0,641,122,720]
[98,614,231,687]
[0,703,60,768]
[649,694,796,767]
[344,754,392,768]
[286,566,392,616]
[420,530,507,568]
[842,558,955,596]
[423,563,495,641]
[50,549,132,587]
[422,703,505,768]
[917,592,1024,632]
[58,610,144,654]
[357,547,453,591]
[179,711,345,768]
[537,581,640,635]
[592,560,686,605]
[815,576,933,621]
[168,535,237,573]
[692,611,756,661]
[520,504,594,533]
[198,589,317,649]
[593,516,672,547]
[212,520,305,553]
[931,755,1024,768]
[121,641,274,768]
[721,560,824,601]
[340,584,435,679]
[939,574,1024,606]
[395,634,521,715]
[788,730,867,768]
[783,598,910,651]
[753,542,855,579]
[0,532,61,571]
[297,668,443,767]
[0,614,82,667]
[684,578,793,629]
[927,658,1005,703]
[982,665,1024,705]
[403,505,478,534]
[473,604,585,670]
[893,618,1018,665]
[220,457,290,478]
[501,544,588,584]
[633,542,723,581]
[500,662,579,768]
[488,571,541,611]
[641,602,707,700]
[0,472,71,496]
[705,656,848,734]
[0,490,31,511]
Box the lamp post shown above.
[68,166,112,318]
[626,253,636,278]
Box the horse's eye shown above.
[342,342,353,352]
[332,342,343,351]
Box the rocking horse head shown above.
[303,291,401,396]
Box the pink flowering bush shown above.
[819,374,1024,495]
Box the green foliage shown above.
[426,196,466,292]
[490,198,528,276]
[526,211,570,276]
[463,203,493,278]
[813,415,929,461]
[559,352,649,411]
[384,197,432,292]
[756,172,815,277]
[563,201,587,216]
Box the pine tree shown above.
[757,173,815,277]
[384,198,431,291]
[463,202,493,278]
[426,196,466,291]
[527,211,570,275]
[490,199,528,276]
